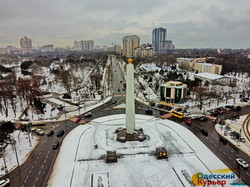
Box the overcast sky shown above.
[0,0,249,49]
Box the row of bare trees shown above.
[0,73,42,118]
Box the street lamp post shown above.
[11,139,19,166]
[0,144,8,173]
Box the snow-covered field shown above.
[48,114,236,187]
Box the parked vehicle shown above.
[0,178,10,187]
[56,130,65,137]
[199,116,208,121]
[47,130,54,137]
[52,141,60,149]
[233,106,241,111]
[145,109,153,115]
[172,111,184,119]
[36,129,45,136]
[240,98,249,102]
[84,112,93,118]
[236,158,249,168]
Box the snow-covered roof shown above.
[195,72,224,80]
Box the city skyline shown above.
[0,0,250,49]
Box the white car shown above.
[84,112,93,118]
[236,158,249,168]
[36,129,45,136]
[0,178,10,187]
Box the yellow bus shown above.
[171,111,185,119]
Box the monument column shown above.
[125,58,135,134]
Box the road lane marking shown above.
[39,152,41,155]
[29,170,32,174]
[42,164,44,168]
[230,150,234,153]
[36,177,39,181]
[247,172,250,176]
[24,179,27,183]
[223,152,226,155]
[39,171,41,175]
[228,156,232,160]
[44,159,46,163]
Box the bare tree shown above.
[192,84,209,110]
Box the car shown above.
[150,102,156,107]
[36,129,45,136]
[240,98,249,102]
[157,104,163,109]
[56,130,65,137]
[175,108,183,112]
[236,158,249,168]
[52,141,60,149]
[219,137,228,144]
[239,137,246,143]
[0,178,10,187]
[233,106,241,111]
[112,100,117,104]
[145,109,153,115]
[84,112,93,118]
[210,111,218,117]
[62,93,71,99]
[184,118,192,125]
[117,89,120,92]
[47,130,54,137]
[199,116,208,121]
[225,105,234,109]
[212,118,221,123]
[200,129,208,136]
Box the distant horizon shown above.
[1,37,249,50]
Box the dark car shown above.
[145,109,153,115]
[112,100,117,104]
[225,105,234,109]
[52,141,60,149]
[240,98,249,102]
[56,130,65,137]
[62,93,71,99]
[175,108,183,112]
[47,130,54,137]
[200,129,208,136]
[233,106,241,111]
[150,102,156,107]
[199,116,208,121]
[219,137,228,145]
[157,104,163,109]
[210,111,218,117]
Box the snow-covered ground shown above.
[0,131,38,176]
[48,114,238,187]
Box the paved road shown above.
[2,55,250,186]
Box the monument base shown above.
[115,127,147,143]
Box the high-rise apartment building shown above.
[122,35,140,57]
[152,27,167,53]
[74,40,94,51]
[20,36,32,54]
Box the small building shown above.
[195,72,237,86]
[160,81,187,104]
[156,147,168,159]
